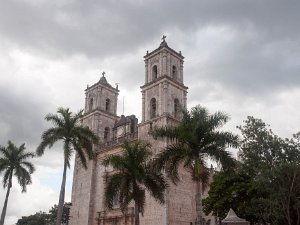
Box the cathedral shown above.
[69,38,215,225]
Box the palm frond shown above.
[154,143,188,184]
[63,141,72,168]
[133,186,146,215]
[15,166,32,192]
[20,161,35,174]
[73,141,88,169]
[16,143,26,155]
[103,140,167,215]
[104,173,124,209]
[207,111,229,130]
[119,176,133,213]
[0,159,9,173]
[74,126,98,140]
[18,152,35,161]
[144,168,167,204]
[36,128,62,156]
[102,154,126,170]
[151,126,181,142]
[152,104,237,190]
[45,113,64,128]
[2,170,11,188]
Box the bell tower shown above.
[83,72,119,143]
[141,36,188,122]
[70,72,119,225]
[138,38,194,225]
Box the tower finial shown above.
[162,35,166,42]
[102,71,105,77]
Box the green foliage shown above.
[0,141,35,225]
[102,140,167,224]
[48,202,72,224]
[16,212,52,225]
[0,141,35,192]
[202,170,267,224]
[152,105,238,186]
[203,116,300,225]
[16,202,71,225]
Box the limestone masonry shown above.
[69,39,216,225]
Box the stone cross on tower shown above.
[162,35,166,42]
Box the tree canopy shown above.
[0,141,35,225]
[16,202,72,225]
[203,116,300,225]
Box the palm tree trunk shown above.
[0,174,12,225]
[56,159,68,225]
[195,181,203,225]
[134,201,140,225]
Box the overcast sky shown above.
[1,0,300,224]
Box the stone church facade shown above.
[69,39,215,225]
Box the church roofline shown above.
[85,81,119,93]
[85,72,119,93]
[144,39,184,60]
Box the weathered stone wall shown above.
[138,119,168,225]
[91,145,126,225]
[69,157,94,225]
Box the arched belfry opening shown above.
[152,65,158,80]
[150,98,157,119]
[172,65,177,79]
[104,127,110,141]
[105,98,110,112]
[174,98,180,118]
[89,98,93,112]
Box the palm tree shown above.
[36,107,99,225]
[102,140,167,225]
[151,105,238,225]
[0,141,35,225]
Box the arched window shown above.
[172,65,177,79]
[152,65,158,80]
[104,127,110,141]
[112,191,120,208]
[150,98,156,119]
[105,98,110,112]
[174,98,180,117]
[89,98,93,112]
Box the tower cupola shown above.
[141,36,188,122]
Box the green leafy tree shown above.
[238,116,300,225]
[49,202,72,224]
[36,107,98,225]
[0,141,35,225]
[16,212,52,225]
[204,117,300,225]
[202,170,266,225]
[102,140,167,225]
[151,105,238,225]
[16,202,72,225]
